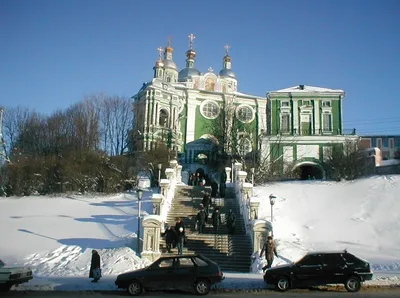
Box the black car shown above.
[263,250,373,292]
[115,254,224,296]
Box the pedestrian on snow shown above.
[174,217,186,255]
[211,207,222,234]
[226,209,236,234]
[89,249,101,283]
[259,233,278,270]
[196,205,207,234]
[164,226,177,253]
[202,193,211,220]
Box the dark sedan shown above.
[264,250,373,292]
[115,254,224,296]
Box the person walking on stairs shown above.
[196,205,207,234]
[226,209,236,234]
[174,217,186,255]
[202,193,211,221]
[211,207,222,234]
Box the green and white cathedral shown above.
[132,34,357,178]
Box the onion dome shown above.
[219,44,236,79]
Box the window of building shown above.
[159,109,168,127]
[281,101,290,107]
[322,113,332,132]
[200,100,220,119]
[236,105,254,123]
[322,101,331,107]
[280,113,290,133]
[377,138,382,149]
[382,138,389,148]
[389,138,394,148]
[302,100,311,106]
[300,113,312,135]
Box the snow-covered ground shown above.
[1,175,399,291]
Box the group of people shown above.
[162,217,186,255]
[195,192,236,235]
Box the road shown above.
[3,288,400,298]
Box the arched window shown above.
[159,109,168,127]
[200,100,220,119]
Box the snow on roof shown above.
[270,85,345,94]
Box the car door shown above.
[321,253,347,284]
[292,254,324,287]
[172,257,197,290]
[145,258,175,290]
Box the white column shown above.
[292,100,298,134]
[314,100,320,134]
[186,102,197,142]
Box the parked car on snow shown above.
[0,259,33,292]
[115,254,224,296]
[263,250,373,292]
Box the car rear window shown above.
[192,257,208,267]
[343,253,367,266]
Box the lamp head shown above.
[158,163,162,170]
[269,194,276,205]
[137,188,143,201]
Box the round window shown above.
[236,105,254,123]
[201,100,220,119]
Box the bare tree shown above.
[324,138,367,180]
[2,106,37,160]
[96,94,133,156]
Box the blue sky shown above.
[1,0,399,135]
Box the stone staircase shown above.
[160,185,253,272]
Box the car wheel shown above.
[345,276,361,292]
[0,284,11,292]
[127,280,143,296]
[276,276,290,292]
[194,279,210,295]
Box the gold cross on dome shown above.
[157,47,163,60]
[208,66,214,72]
[188,33,195,49]
[224,44,230,55]
[167,36,172,47]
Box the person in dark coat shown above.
[164,226,177,253]
[174,217,185,255]
[226,209,236,234]
[211,181,218,198]
[220,169,227,198]
[201,194,211,220]
[259,234,278,270]
[89,249,101,282]
[196,206,207,234]
[211,208,222,234]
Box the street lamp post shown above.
[136,188,143,254]
[157,163,162,193]
[250,167,255,186]
[269,194,276,222]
